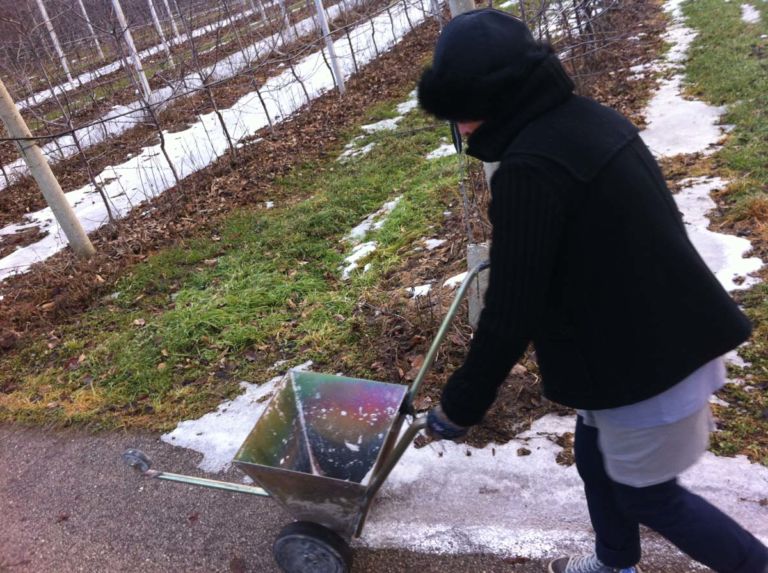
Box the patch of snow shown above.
[741,4,762,23]
[443,272,467,289]
[361,117,402,133]
[426,143,456,160]
[264,201,275,209]
[0,0,431,282]
[664,24,698,65]
[338,140,376,162]
[640,75,726,157]
[724,348,750,369]
[338,91,417,162]
[639,0,727,157]
[628,62,653,80]
[709,395,730,407]
[407,284,432,298]
[341,241,377,280]
[423,238,445,250]
[395,90,419,115]
[160,361,313,472]
[359,413,768,556]
[674,178,763,291]
[345,197,402,243]
[637,0,765,297]
[498,0,514,8]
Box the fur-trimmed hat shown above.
[418,9,551,121]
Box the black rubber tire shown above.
[272,521,353,573]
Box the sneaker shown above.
[548,554,643,573]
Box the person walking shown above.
[417,8,768,573]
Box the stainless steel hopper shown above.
[233,370,409,538]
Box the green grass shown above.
[0,93,459,430]
[683,0,768,464]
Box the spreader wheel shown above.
[273,521,352,573]
[122,449,153,474]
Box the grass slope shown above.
[684,0,768,464]
[0,96,458,430]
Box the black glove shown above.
[426,404,469,441]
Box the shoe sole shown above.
[546,560,643,573]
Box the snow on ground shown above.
[628,62,653,80]
[0,0,432,283]
[676,177,763,291]
[443,271,467,289]
[359,91,418,137]
[407,283,432,298]
[361,414,768,556]
[0,3,347,194]
[338,140,376,161]
[639,0,764,294]
[639,0,725,157]
[341,241,378,280]
[361,118,401,132]
[426,142,455,160]
[15,1,283,112]
[640,75,725,157]
[163,402,768,557]
[341,196,402,279]
[337,90,418,162]
[741,3,762,23]
[346,196,403,243]
[423,238,445,250]
[395,94,419,115]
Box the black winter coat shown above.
[440,56,752,427]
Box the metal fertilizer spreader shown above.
[123,261,490,573]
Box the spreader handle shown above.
[122,449,269,497]
[405,260,490,413]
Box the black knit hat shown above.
[418,9,551,121]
